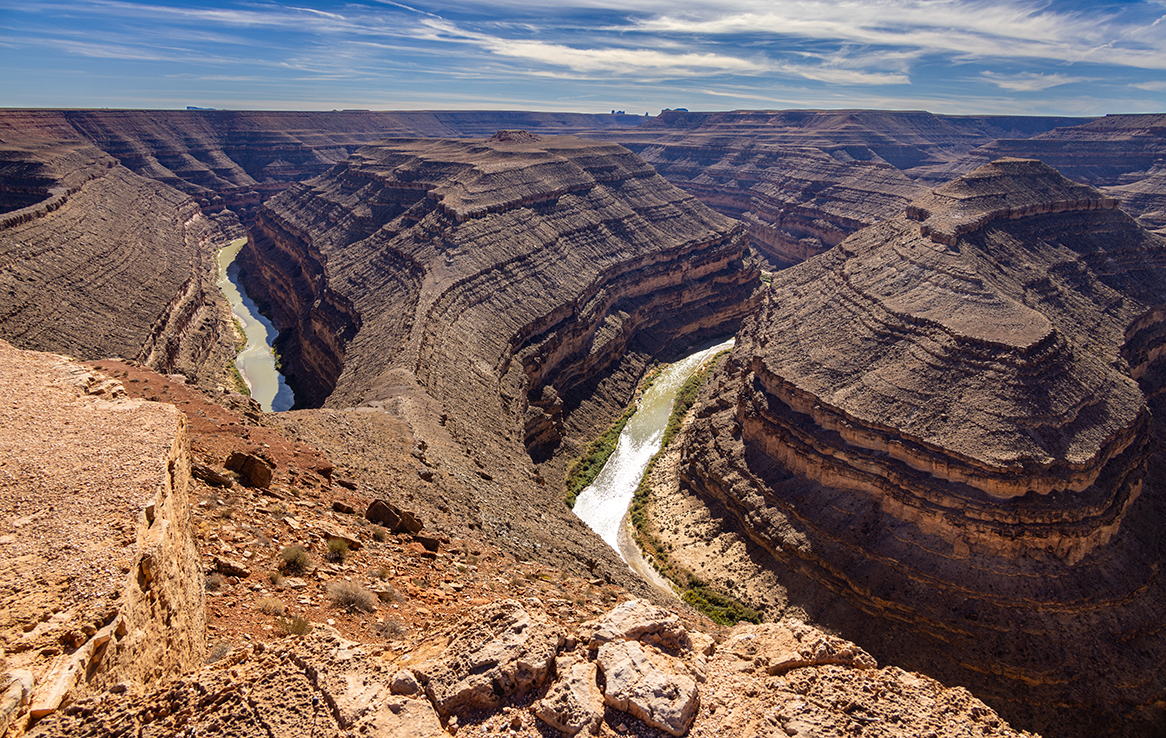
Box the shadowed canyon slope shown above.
[675,159,1166,737]
[0,129,238,385]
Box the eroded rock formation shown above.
[679,159,1166,736]
[0,132,237,386]
[608,110,1091,266]
[968,114,1166,234]
[246,134,758,459]
[0,342,205,732]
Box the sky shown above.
[2,0,1165,116]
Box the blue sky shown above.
[3,0,1164,115]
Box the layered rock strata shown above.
[0,110,647,223]
[608,110,1091,266]
[968,114,1166,233]
[0,341,205,732]
[246,133,758,457]
[680,159,1166,736]
[0,134,237,385]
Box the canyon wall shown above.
[968,113,1166,233]
[0,132,237,386]
[605,110,1092,266]
[0,110,647,223]
[243,132,758,588]
[678,159,1166,737]
[0,342,205,733]
[247,132,758,441]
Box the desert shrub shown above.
[276,615,311,636]
[327,538,349,563]
[280,545,309,573]
[370,566,389,579]
[375,619,407,639]
[371,526,387,542]
[327,581,377,613]
[256,597,285,616]
[205,573,227,591]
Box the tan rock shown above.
[416,600,563,715]
[597,639,699,737]
[535,655,605,736]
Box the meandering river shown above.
[572,338,734,584]
[216,238,295,412]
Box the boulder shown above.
[722,622,876,676]
[224,452,273,488]
[390,669,421,696]
[586,598,690,653]
[415,600,563,715]
[211,555,252,578]
[317,525,362,551]
[352,697,446,738]
[535,655,605,736]
[191,462,234,488]
[597,640,699,737]
[366,499,423,535]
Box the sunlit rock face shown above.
[966,113,1166,234]
[682,159,1166,738]
[247,133,758,459]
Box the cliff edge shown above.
[673,159,1166,736]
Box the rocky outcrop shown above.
[246,135,758,459]
[0,342,205,732]
[0,133,237,386]
[680,159,1166,736]
[607,110,1091,266]
[414,599,563,715]
[967,114,1166,233]
[29,599,1034,738]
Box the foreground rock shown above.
[678,159,1166,737]
[0,341,205,733]
[30,599,1031,738]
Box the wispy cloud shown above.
[3,0,1165,114]
[980,71,1095,91]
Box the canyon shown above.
[1,106,1165,737]
[667,159,1166,737]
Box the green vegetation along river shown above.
[216,238,294,412]
[572,338,734,570]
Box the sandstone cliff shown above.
[0,132,237,386]
[968,114,1166,234]
[0,342,205,735]
[675,159,1166,737]
[605,110,1091,266]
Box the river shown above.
[216,238,295,412]
[571,338,734,588]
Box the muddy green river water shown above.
[216,238,294,412]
